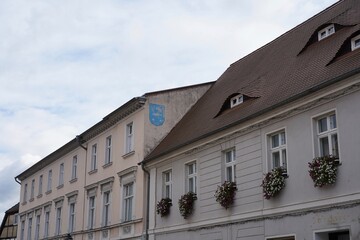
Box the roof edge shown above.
[143,81,215,96]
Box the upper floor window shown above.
[351,34,360,51]
[27,216,32,240]
[91,144,97,171]
[30,179,35,200]
[34,214,40,240]
[55,206,62,235]
[105,136,112,164]
[88,196,96,229]
[47,170,52,192]
[59,163,64,186]
[186,162,197,193]
[44,210,50,238]
[126,122,134,153]
[69,202,75,233]
[23,184,28,203]
[162,170,172,199]
[315,112,339,158]
[318,24,335,41]
[268,130,287,172]
[38,175,43,196]
[71,156,77,180]
[123,182,134,222]
[102,191,111,227]
[230,94,244,108]
[224,149,236,182]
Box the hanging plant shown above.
[156,198,172,217]
[262,167,287,199]
[214,181,237,209]
[308,155,339,187]
[178,192,197,219]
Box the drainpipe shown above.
[140,161,150,240]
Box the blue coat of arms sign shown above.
[149,103,165,126]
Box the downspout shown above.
[140,161,150,240]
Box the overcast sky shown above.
[0,0,338,221]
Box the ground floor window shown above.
[315,230,350,240]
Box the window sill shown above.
[122,151,135,159]
[45,190,52,195]
[21,201,27,206]
[37,194,43,199]
[88,169,98,175]
[29,197,34,202]
[57,184,64,190]
[102,162,113,169]
[70,178,78,184]
[119,218,142,226]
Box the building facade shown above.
[143,1,360,240]
[15,83,213,240]
[0,203,19,240]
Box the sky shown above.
[0,0,338,221]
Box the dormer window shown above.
[230,94,243,108]
[351,35,360,51]
[318,24,335,41]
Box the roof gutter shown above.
[144,67,360,163]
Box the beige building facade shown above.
[15,83,213,240]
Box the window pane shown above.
[225,151,233,163]
[331,134,339,157]
[188,164,194,175]
[226,166,233,182]
[329,114,337,129]
[189,178,194,192]
[318,117,328,133]
[281,149,287,169]
[280,132,286,145]
[319,137,330,157]
[272,151,280,168]
[272,134,279,148]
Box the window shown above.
[27,217,32,240]
[126,122,134,153]
[186,162,197,193]
[315,112,339,157]
[102,191,110,226]
[88,196,95,229]
[123,182,134,222]
[91,144,97,171]
[44,211,50,238]
[38,175,43,196]
[269,130,287,172]
[105,136,112,164]
[267,236,295,240]
[34,215,40,240]
[23,184,28,203]
[55,207,62,235]
[318,24,335,40]
[224,149,236,182]
[59,163,64,186]
[315,229,350,240]
[162,170,172,198]
[30,179,35,200]
[230,94,244,108]
[71,156,77,180]
[69,203,75,233]
[47,170,52,192]
[351,34,360,51]
[20,220,25,240]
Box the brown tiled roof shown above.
[145,0,360,162]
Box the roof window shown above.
[230,94,243,108]
[318,24,335,41]
[351,34,360,51]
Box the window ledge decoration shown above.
[262,167,287,200]
[156,198,172,217]
[308,155,339,187]
[178,192,197,219]
[214,181,237,209]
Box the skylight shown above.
[230,94,243,108]
[318,24,335,41]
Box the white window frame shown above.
[55,206,62,235]
[102,191,111,227]
[30,179,35,199]
[47,170,52,192]
[126,122,134,153]
[34,214,40,240]
[27,216,32,240]
[314,111,339,158]
[313,228,350,240]
[20,220,25,240]
[224,149,236,182]
[38,175,43,196]
[265,234,295,240]
[318,24,335,41]
[71,156,77,180]
[123,182,134,222]
[105,136,112,164]
[351,34,360,51]
[69,202,75,233]
[268,129,288,172]
[88,196,96,229]
[185,161,197,193]
[59,163,64,186]
[91,144,97,171]
[44,211,50,238]
[23,184,28,202]
[162,170,172,199]
[230,94,244,108]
